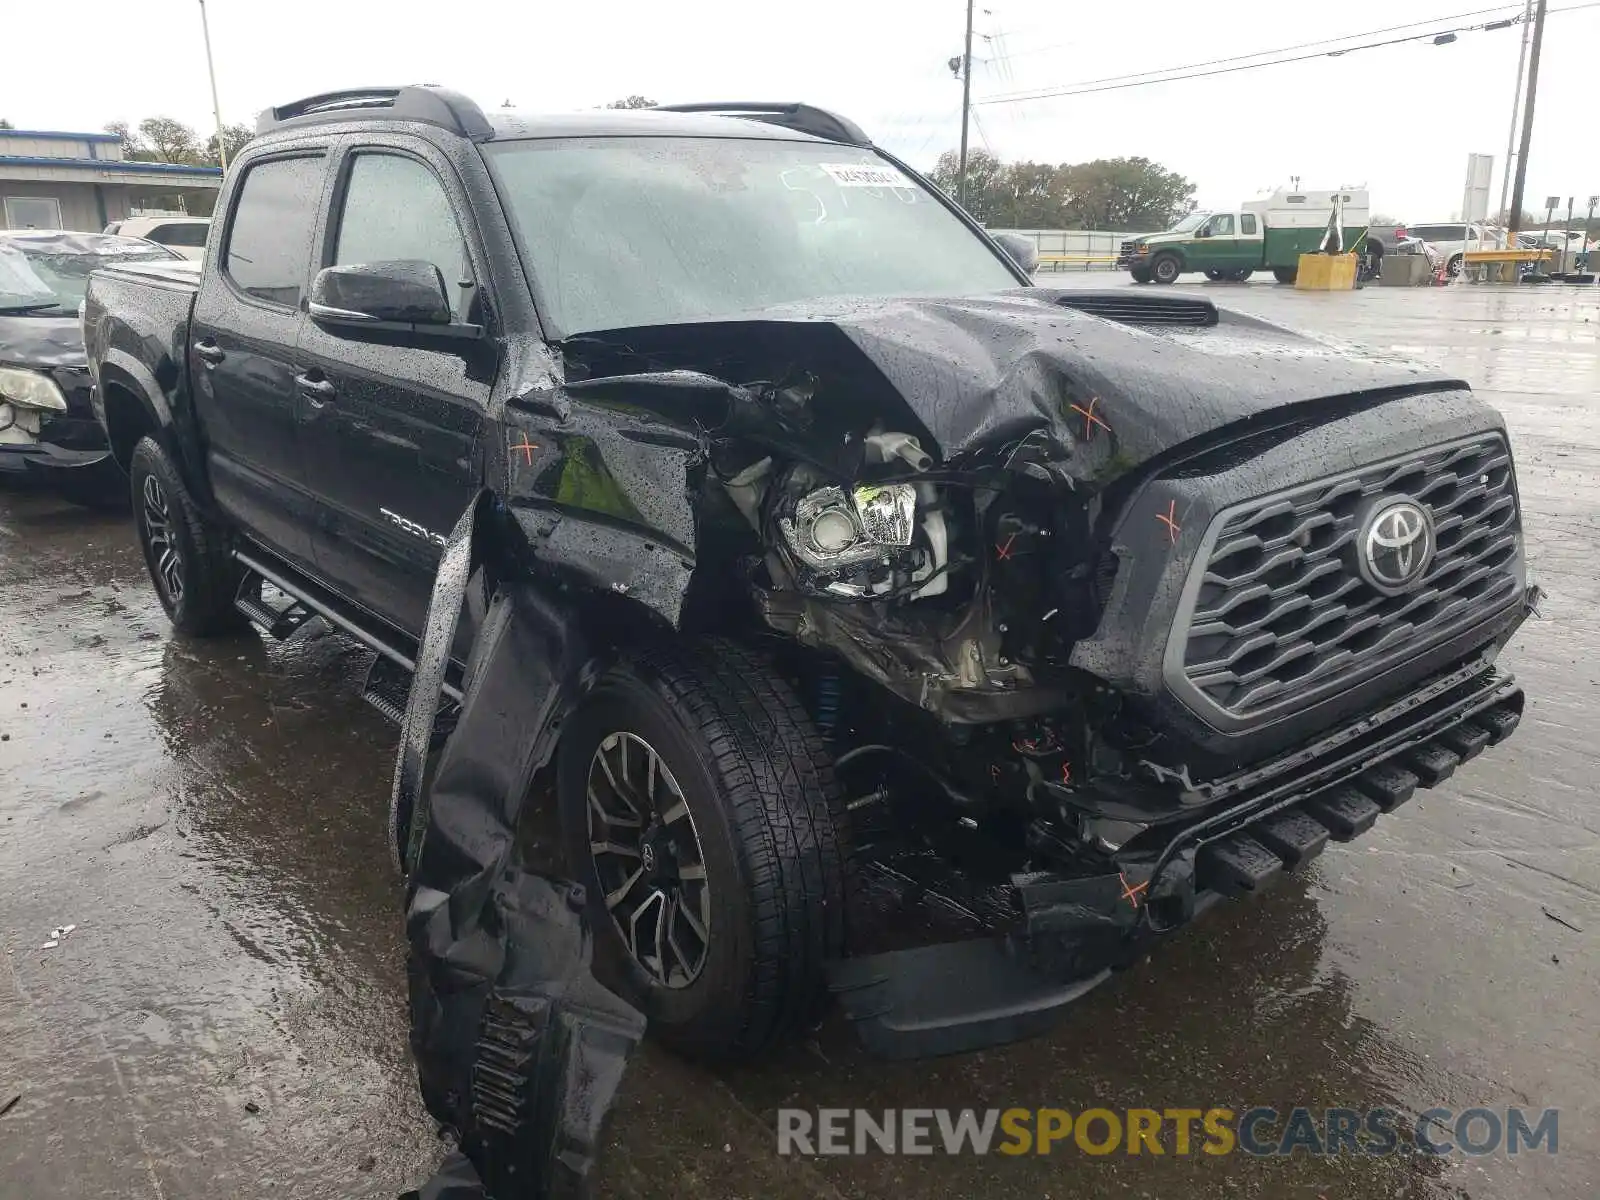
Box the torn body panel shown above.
[397,500,644,1199]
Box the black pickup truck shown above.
[84,87,1536,1064]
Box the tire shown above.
[1129,267,1153,284]
[1447,254,1463,278]
[1232,268,1254,282]
[557,639,851,1061]
[1151,253,1182,285]
[1272,265,1298,284]
[1204,269,1225,281]
[129,436,246,637]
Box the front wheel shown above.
[129,436,246,637]
[1447,254,1464,278]
[557,639,851,1060]
[1151,254,1182,285]
[1272,265,1299,284]
[1129,267,1154,284]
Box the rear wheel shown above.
[1232,268,1254,282]
[1272,265,1299,284]
[1129,267,1153,284]
[1151,253,1182,285]
[557,639,851,1060]
[1204,269,1225,281]
[129,436,246,637]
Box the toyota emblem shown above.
[1356,497,1435,594]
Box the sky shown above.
[5,0,1600,224]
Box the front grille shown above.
[1119,240,1139,256]
[1178,435,1521,719]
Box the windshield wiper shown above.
[0,302,64,315]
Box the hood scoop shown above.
[1048,291,1219,327]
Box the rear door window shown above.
[224,155,325,306]
[1240,213,1257,235]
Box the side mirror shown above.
[309,259,452,328]
[1195,227,1210,239]
[993,233,1039,274]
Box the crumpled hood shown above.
[562,289,1464,490]
[0,311,84,368]
[830,290,1461,479]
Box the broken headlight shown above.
[779,483,916,573]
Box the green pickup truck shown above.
[1118,187,1371,284]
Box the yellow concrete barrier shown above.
[1295,253,1357,290]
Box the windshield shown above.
[1169,211,1209,233]
[485,137,1021,336]
[0,232,176,314]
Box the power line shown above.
[981,2,1520,69]
[977,1,1600,105]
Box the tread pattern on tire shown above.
[629,637,851,1055]
[130,436,243,637]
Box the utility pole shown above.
[958,0,975,210]
[1506,0,1548,238]
[1497,0,1534,234]
[198,0,229,171]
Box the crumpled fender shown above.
[395,495,645,1199]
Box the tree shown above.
[204,123,253,167]
[137,116,201,164]
[929,148,1007,223]
[1057,157,1195,230]
[0,118,13,130]
[929,149,1194,231]
[605,96,656,110]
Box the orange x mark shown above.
[1156,499,1181,545]
[1069,396,1111,440]
[510,434,539,465]
[995,531,1019,561]
[1119,872,1149,909]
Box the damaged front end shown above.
[400,284,1535,1128]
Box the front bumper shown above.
[0,366,111,475]
[827,637,1530,1059]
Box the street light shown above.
[198,0,228,171]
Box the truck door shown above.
[1238,211,1263,268]
[189,151,330,567]
[295,139,490,637]
[1196,212,1248,274]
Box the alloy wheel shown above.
[141,474,184,608]
[586,731,711,988]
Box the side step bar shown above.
[232,548,463,706]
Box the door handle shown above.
[294,372,337,406]
[194,340,225,365]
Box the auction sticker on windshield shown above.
[821,162,915,189]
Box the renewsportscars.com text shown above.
[776,1106,1559,1158]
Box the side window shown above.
[1211,214,1235,236]
[1240,213,1257,235]
[225,155,325,306]
[333,153,471,320]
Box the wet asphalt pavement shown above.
[2,279,1596,1199]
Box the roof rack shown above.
[256,85,493,141]
[652,102,871,147]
